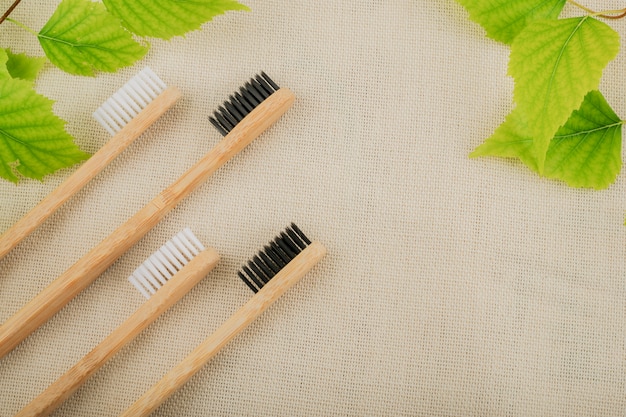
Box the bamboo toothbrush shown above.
[0,73,295,358]
[120,224,326,417]
[0,67,181,260]
[16,229,220,417]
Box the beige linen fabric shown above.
[0,1,624,416]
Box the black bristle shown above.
[246,78,265,103]
[225,97,245,121]
[261,72,279,91]
[253,255,276,280]
[251,77,272,99]
[247,259,269,284]
[215,112,235,133]
[239,85,259,107]
[286,228,306,250]
[209,116,228,136]
[209,72,280,136]
[233,91,254,113]
[218,105,238,127]
[237,224,311,292]
[242,265,265,292]
[291,223,311,245]
[255,75,273,96]
[259,250,281,274]
[265,244,288,269]
[268,241,291,266]
[238,271,259,293]
[277,232,298,258]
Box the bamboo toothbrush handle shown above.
[0,202,168,359]
[0,87,295,359]
[16,248,220,417]
[121,241,326,417]
[0,87,181,261]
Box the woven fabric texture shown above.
[0,1,624,416]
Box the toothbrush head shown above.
[237,223,311,293]
[128,228,206,299]
[209,72,280,136]
[93,67,168,135]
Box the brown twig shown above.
[600,9,626,19]
[567,0,626,19]
[0,0,23,25]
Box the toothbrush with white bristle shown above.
[0,67,181,260]
[16,229,219,417]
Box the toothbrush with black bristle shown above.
[0,73,295,359]
[121,223,326,417]
[17,229,220,417]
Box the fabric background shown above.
[0,1,624,415]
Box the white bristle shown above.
[93,67,167,135]
[162,242,185,270]
[128,229,205,299]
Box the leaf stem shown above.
[567,0,626,19]
[0,0,22,25]
[5,17,38,36]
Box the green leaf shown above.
[471,91,623,189]
[545,90,622,189]
[0,77,90,183]
[469,107,539,172]
[0,50,12,80]
[509,16,620,172]
[455,0,566,44]
[102,0,250,40]
[4,49,47,82]
[38,0,148,76]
